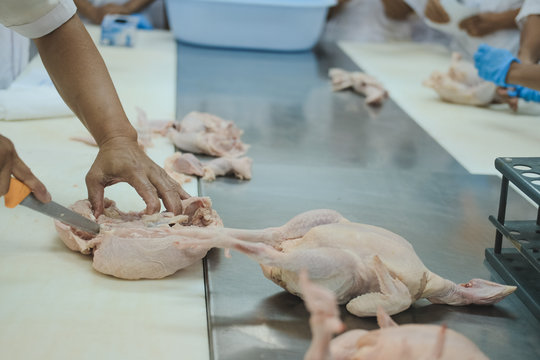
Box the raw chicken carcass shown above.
[55,197,222,280]
[174,209,516,317]
[164,152,253,182]
[329,68,388,106]
[167,112,249,157]
[299,271,489,360]
[423,53,497,106]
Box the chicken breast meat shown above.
[55,197,222,280]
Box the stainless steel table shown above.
[176,42,540,360]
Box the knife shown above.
[4,177,100,234]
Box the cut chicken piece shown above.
[174,209,516,317]
[329,68,389,106]
[164,152,203,184]
[202,156,252,181]
[167,112,249,157]
[300,271,489,360]
[55,197,222,280]
[423,52,497,106]
[164,152,252,182]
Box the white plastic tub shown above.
[164,0,336,51]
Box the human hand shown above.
[424,0,450,24]
[0,134,51,203]
[85,136,191,217]
[87,4,128,24]
[515,86,540,102]
[474,44,519,87]
[459,13,501,37]
[495,87,519,112]
[99,4,130,16]
[381,0,414,21]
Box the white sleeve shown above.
[0,0,77,39]
[516,0,540,28]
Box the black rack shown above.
[486,157,540,319]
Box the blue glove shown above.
[517,86,540,102]
[474,44,520,87]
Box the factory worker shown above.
[423,0,523,58]
[474,0,540,102]
[74,0,167,29]
[0,0,190,217]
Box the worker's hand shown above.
[495,87,519,112]
[85,136,191,217]
[424,0,450,24]
[98,3,130,16]
[474,44,519,87]
[514,86,540,102]
[86,4,128,24]
[381,0,414,21]
[459,13,501,37]
[0,134,51,203]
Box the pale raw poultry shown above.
[329,68,389,106]
[299,271,489,360]
[423,53,497,106]
[167,111,249,157]
[55,198,222,280]
[164,152,253,182]
[174,209,516,317]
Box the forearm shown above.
[518,15,540,64]
[73,0,98,21]
[494,9,520,30]
[33,15,137,146]
[123,0,157,13]
[507,62,540,91]
[381,0,414,21]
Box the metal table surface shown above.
[175,43,540,359]
[176,43,465,172]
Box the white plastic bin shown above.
[164,0,337,51]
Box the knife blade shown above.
[4,177,100,234]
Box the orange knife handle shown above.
[4,177,32,208]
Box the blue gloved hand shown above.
[517,86,540,102]
[474,44,520,87]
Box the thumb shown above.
[86,175,105,218]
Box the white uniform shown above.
[80,0,167,29]
[0,26,30,89]
[323,0,446,43]
[0,0,76,89]
[422,0,523,58]
[516,0,540,28]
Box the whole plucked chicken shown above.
[423,53,497,106]
[299,270,489,360]
[175,209,516,317]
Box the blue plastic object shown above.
[131,13,153,30]
[474,43,520,87]
[164,0,336,52]
[100,14,139,47]
[517,86,540,102]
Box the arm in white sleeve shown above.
[0,0,77,38]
